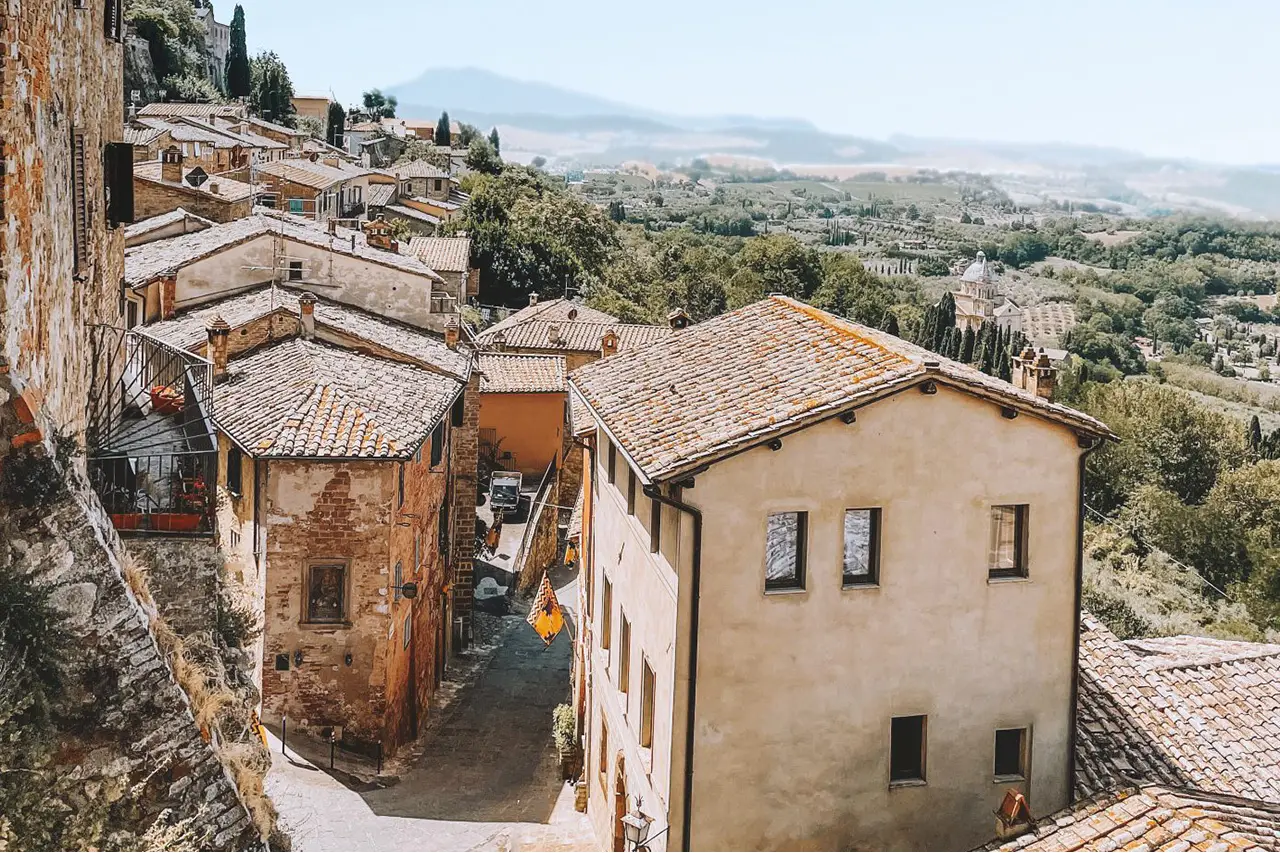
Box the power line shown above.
[1083,503,1232,599]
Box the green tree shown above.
[1250,415,1264,456]
[488,126,501,154]
[249,51,296,127]
[125,0,208,96]
[737,234,823,300]
[880,311,900,337]
[465,137,503,176]
[435,110,452,146]
[225,4,250,98]
[327,100,345,148]
[361,88,397,118]
[960,325,976,363]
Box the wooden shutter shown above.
[104,0,123,42]
[105,142,134,226]
[71,130,88,276]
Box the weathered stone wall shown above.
[1,2,126,439]
[450,369,480,645]
[133,177,252,224]
[128,538,221,638]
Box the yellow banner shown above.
[527,573,565,645]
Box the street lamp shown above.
[621,800,652,851]
[391,581,418,599]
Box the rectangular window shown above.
[890,715,927,784]
[650,496,662,554]
[403,611,412,649]
[194,142,202,158]
[288,198,304,214]
[640,658,655,749]
[430,422,444,466]
[414,531,421,573]
[601,574,612,650]
[126,299,139,330]
[104,141,134,227]
[843,508,881,587]
[618,614,631,694]
[306,563,346,623]
[105,0,123,41]
[989,505,1029,578]
[994,728,1028,779]
[607,441,617,484]
[393,560,404,601]
[181,142,189,157]
[627,470,636,515]
[599,718,609,782]
[398,464,405,507]
[288,260,303,280]
[451,396,464,428]
[226,445,243,495]
[764,511,807,592]
[438,498,449,555]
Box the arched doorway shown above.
[612,754,627,852]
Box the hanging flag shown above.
[527,572,565,646]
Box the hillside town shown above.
[3,4,1280,853]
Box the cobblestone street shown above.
[267,568,592,852]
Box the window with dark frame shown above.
[843,508,881,587]
[989,505,1029,578]
[451,396,464,427]
[226,445,243,495]
[394,561,403,601]
[627,470,636,515]
[618,614,631,694]
[104,0,123,41]
[601,575,612,650]
[650,496,662,554]
[764,511,807,592]
[104,142,134,227]
[640,658,655,749]
[430,422,444,466]
[607,441,617,484]
[890,715,927,784]
[994,728,1028,779]
[599,718,609,781]
[288,260,303,281]
[306,563,346,623]
[398,464,405,507]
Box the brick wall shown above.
[449,370,480,646]
[133,177,251,224]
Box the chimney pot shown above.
[208,181,219,195]
[298,292,316,339]
[445,319,460,350]
[161,145,184,184]
[667,308,692,330]
[207,316,231,382]
[601,329,619,358]
[548,323,562,345]
[529,291,539,306]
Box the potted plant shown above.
[552,703,581,781]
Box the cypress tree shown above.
[960,326,976,363]
[326,100,345,147]
[1249,415,1263,455]
[1078,362,1090,384]
[998,349,1012,381]
[226,5,251,99]
[880,311,900,338]
[488,126,501,154]
[434,111,451,146]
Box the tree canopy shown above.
[434,111,452,147]
[361,89,396,118]
[248,51,296,127]
[225,4,250,98]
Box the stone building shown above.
[402,235,477,305]
[477,352,567,478]
[477,296,671,372]
[953,251,1023,334]
[0,2,260,846]
[133,150,253,223]
[568,296,1115,851]
[252,158,375,221]
[194,1,230,92]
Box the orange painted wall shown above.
[478,392,564,478]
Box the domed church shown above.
[951,251,1023,334]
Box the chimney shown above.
[1028,348,1057,401]
[208,181,220,196]
[548,323,562,345]
[207,316,231,383]
[161,145,183,183]
[160,275,178,320]
[667,308,692,330]
[1011,345,1037,391]
[445,318,460,350]
[492,330,506,352]
[601,329,619,358]
[994,790,1034,841]
[298,292,316,340]
[322,156,340,169]
[529,291,539,306]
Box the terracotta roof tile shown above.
[215,338,460,459]
[478,353,566,393]
[404,236,471,272]
[569,296,1114,482]
[481,299,618,337]
[133,160,254,202]
[137,102,247,119]
[393,160,451,179]
[256,158,361,190]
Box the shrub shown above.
[0,447,64,508]
[552,703,575,753]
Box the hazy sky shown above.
[230,0,1276,164]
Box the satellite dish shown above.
[185,166,209,188]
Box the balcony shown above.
[87,327,217,537]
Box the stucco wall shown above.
[478,391,563,477]
[683,385,1082,851]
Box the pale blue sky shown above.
[229,0,1276,164]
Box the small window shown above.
[288,198,305,214]
[398,464,405,507]
[640,658,655,749]
[995,728,1028,779]
[125,299,139,330]
[843,508,881,587]
[288,260,303,280]
[765,511,807,592]
[627,470,636,515]
[649,496,662,554]
[104,141,134,226]
[599,718,609,781]
[306,563,346,623]
[618,614,630,694]
[607,441,617,484]
[394,560,403,601]
[226,445,243,495]
[194,142,202,158]
[430,422,444,466]
[403,611,412,649]
[451,396,464,428]
[414,532,421,573]
[105,0,123,40]
[890,715,926,784]
[989,505,1029,578]
[601,575,612,650]
[181,142,189,157]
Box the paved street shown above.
[267,568,591,851]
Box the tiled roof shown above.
[385,204,440,224]
[569,296,1114,482]
[143,284,470,379]
[300,138,353,158]
[409,194,463,212]
[393,160,451,179]
[216,338,461,459]
[481,298,619,337]
[243,115,308,137]
[1076,614,1280,804]
[125,210,443,287]
[124,125,166,146]
[133,160,254,202]
[138,117,225,144]
[367,183,397,208]
[404,236,471,272]
[137,102,247,119]
[256,158,353,190]
[488,320,668,355]
[123,208,215,244]
[478,353,566,393]
[986,785,1280,851]
[175,116,286,149]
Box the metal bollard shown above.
[377,740,383,775]
[281,714,287,758]
[329,732,335,770]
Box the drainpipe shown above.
[1067,435,1103,799]
[643,482,702,853]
